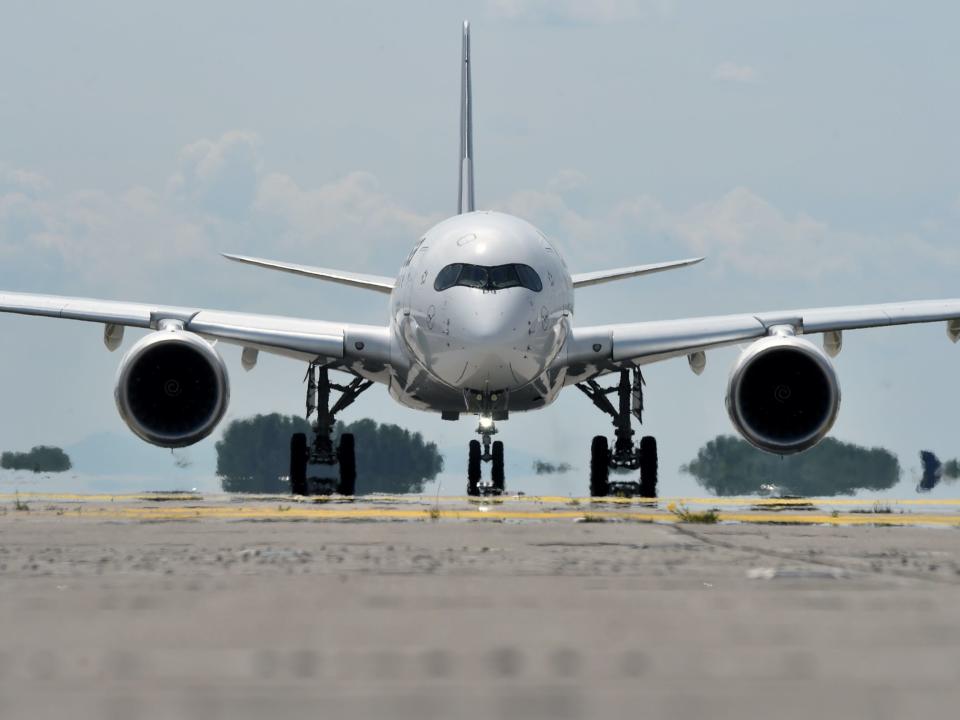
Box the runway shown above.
[3,491,960,527]
[2,492,960,720]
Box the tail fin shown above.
[458,20,475,214]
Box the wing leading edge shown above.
[0,290,391,366]
[561,299,960,377]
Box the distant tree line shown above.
[682,435,900,496]
[342,418,444,494]
[1,446,72,473]
[216,414,444,494]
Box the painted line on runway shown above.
[4,492,960,508]
[6,504,960,526]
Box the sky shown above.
[1,0,959,495]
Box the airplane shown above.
[3,21,960,498]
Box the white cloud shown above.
[0,183,212,292]
[487,0,673,24]
[168,131,262,218]
[0,165,52,197]
[713,61,759,84]
[638,187,860,277]
[3,143,955,299]
[255,171,439,264]
[0,131,440,292]
[547,169,589,194]
[501,186,597,261]
[499,177,959,282]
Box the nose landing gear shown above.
[466,415,506,496]
[289,362,372,497]
[577,368,658,498]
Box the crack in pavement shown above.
[670,524,960,587]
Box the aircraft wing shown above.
[0,290,390,366]
[561,299,960,380]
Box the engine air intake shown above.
[115,330,229,448]
[726,335,840,455]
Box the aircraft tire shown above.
[337,433,357,498]
[491,440,505,493]
[590,435,610,497]
[290,433,308,496]
[639,435,658,498]
[467,439,481,496]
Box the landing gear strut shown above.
[289,362,371,497]
[467,415,506,496]
[577,368,658,498]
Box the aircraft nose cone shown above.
[415,291,561,392]
[457,302,518,343]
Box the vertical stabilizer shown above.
[458,21,475,214]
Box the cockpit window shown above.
[434,263,543,292]
[515,264,543,292]
[457,264,488,289]
[433,263,462,291]
[488,264,520,290]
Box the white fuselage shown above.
[383,211,574,416]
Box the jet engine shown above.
[726,333,840,454]
[115,328,229,447]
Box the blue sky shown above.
[1,1,959,494]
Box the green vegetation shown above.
[216,414,443,494]
[669,503,719,524]
[682,435,900,497]
[850,502,893,514]
[342,418,443,494]
[216,414,311,493]
[1,446,72,473]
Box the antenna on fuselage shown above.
[457,20,475,214]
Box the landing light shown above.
[478,415,494,429]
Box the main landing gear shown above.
[289,362,372,497]
[467,416,506,497]
[577,368,658,498]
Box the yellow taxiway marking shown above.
[4,492,960,507]
[4,504,960,526]
[501,496,960,507]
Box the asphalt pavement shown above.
[1,493,959,719]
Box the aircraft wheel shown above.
[639,435,658,498]
[590,435,610,497]
[290,433,308,496]
[467,439,481,496]
[337,433,357,498]
[491,440,505,493]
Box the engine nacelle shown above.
[726,333,840,455]
[115,329,229,448]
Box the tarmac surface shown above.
[2,492,960,719]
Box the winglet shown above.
[458,20,475,214]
